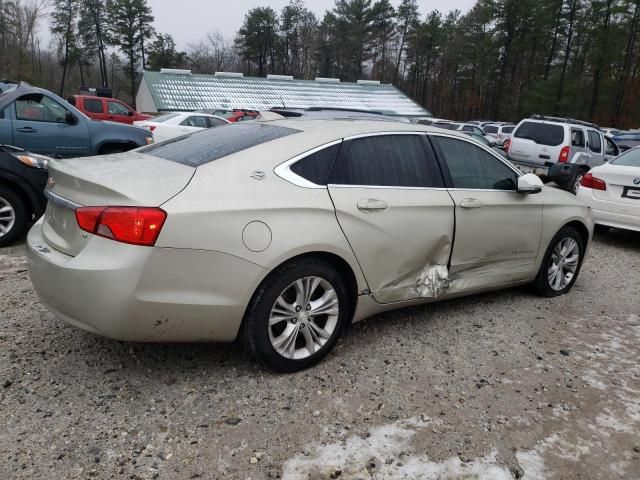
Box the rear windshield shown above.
[611,148,640,167]
[150,112,180,123]
[502,126,514,134]
[484,125,499,133]
[514,121,565,146]
[139,123,299,166]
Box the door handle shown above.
[357,198,388,212]
[460,198,484,209]
[17,127,37,133]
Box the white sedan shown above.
[134,112,230,142]
[577,147,640,232]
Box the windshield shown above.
[138,122,300,166]
[611,147,640,167]
[150,112,181,123]
[514,121,565,146]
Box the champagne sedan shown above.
[27,120,593,372]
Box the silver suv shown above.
[507,115,620,193]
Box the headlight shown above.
[16,154,49,169]
[145,136,154,145]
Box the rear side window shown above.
[502,126,514,134]
[83,99,103,113]
[151,113,180,123]
[139,123,300,167]
[431,136,518,190]
[571,129,585,147]
[290,143,341,185]
[588,130,602,153]
[329,135,438,188]
[207,117,227,127]
[484,125,499,134]
[612,148,640,167]
[514,121,565,146]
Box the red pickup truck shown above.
[68,95,152,125]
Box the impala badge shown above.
[250,170,265,180]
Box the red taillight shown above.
[558,146,570,163]
[580,172,607,191]
[75,207,166,246]
[504,138,511,152]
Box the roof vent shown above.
[315,77,340,83]
[160,68,192,75]
[215,71,244,78]
[267,74,294,81]
[357,80,381,85]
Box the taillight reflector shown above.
[580,172,606,191]
[558,146,570,163]
[75,207,166,246]
[504,138,511,152]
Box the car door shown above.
[570,127,588,163]
[327,133,455,304]
[586,129,605,167]
[429,134,543,292]
[12,93,90,157]
[106,100,133,124]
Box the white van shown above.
[507,115,620,193]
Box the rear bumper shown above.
[576,187,640,232]
[27,220,267,342]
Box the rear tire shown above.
[534,226,585,297]
[242,258,350,373]
[0,186,28,248]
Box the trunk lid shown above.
[43,152,194,256]
[592,164,640,207]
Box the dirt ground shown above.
[1,230,639,480]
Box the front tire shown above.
[242,258,350,372]
[0,186,28,248]
[534,226,585,297]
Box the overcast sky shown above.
[147,0,477,48]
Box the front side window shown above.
[290,143,341,185]
[514,121,565,146]
[430,136,518,190]
[83,99,103,114]
[107,101,130,115]
[329,135,437,188]
[15,94,69,123]
[587,130,602,153]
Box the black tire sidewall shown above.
[0,186,28,247]
[535,227,585,297]
[243,259,349,373]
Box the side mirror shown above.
[65,112,78,125]
[517,173,543,194]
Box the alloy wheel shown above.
[268,276,339,360]
[0,196,16,238]
[547,237,580,291]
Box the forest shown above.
[1,0,640,127]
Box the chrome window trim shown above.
[274,139,343,189]
[44,189,82,210]
[327,184,449,191]
[342,131,427,141]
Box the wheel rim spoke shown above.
[548,236,580,291]
[0,197,15,237]
[268,275,340,361]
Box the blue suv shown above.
[0,83,153,157]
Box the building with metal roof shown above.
[136,69,431,118]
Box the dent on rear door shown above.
[329,186,455,304]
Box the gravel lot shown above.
[1,230,639,480]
